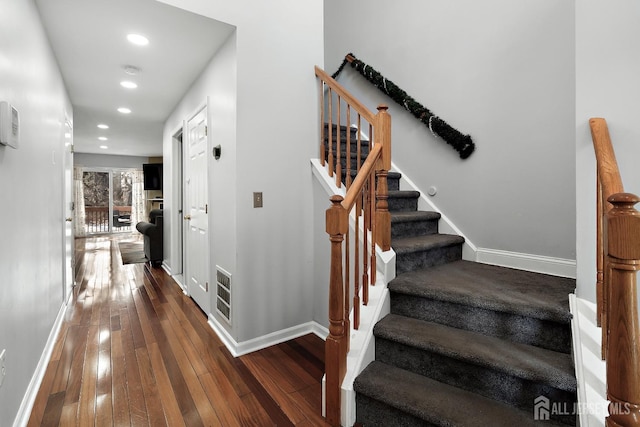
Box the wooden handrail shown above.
[589,118,640,427]
[590,118,625,347]
[591,118,623,346]
[590,118,624,202]
[315,66,376,123]
[317,65,392,426]
[341,144,382,210]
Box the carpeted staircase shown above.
[325,124,577,426]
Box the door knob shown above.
[184,215,192,220]
[65,217,73,222]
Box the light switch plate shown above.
[253,192,263,208]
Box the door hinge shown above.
[205,204,208,214]
[205,126,208,136]
[205,282,209,292]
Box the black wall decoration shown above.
[332,53,475,159]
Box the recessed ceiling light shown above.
[99,145,108,149]
[97,124,109,129]
[117,107,131,114]
[98,137,108,141]
[123,65,141,75]
[120,81,138,89]
[127,33,149,46]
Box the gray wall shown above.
[0,1,72,423]
[576,0,640,302]
[324,0,576,261]
[163,30,238,336]
[160,0,324,343]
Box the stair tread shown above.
[391,210,440,223]
[388,190,420,199]
[389,260,575,324]
[375,313,576,392]
[328,149,371,157]
[355,361,567,427]
[323,122,358,131]
[326,134,369,143]
[326,148,370,156]
[392,234,465,254]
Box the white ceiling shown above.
[35,0,234,157]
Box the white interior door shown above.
[62,121,74,303]
[185,106,210,313]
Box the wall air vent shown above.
[216,266,232,324]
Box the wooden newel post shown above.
[605,193,640,427]
[375,104,391,251]
[326,195,348,427]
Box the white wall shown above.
[576,0,640,302]
[0,1,71,423]
[325,0,576,263]
[159,0,324,343]
[163,30,238,336]
[74,153,148,169]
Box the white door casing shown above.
[185,106,210,313]
[62,120,74,303]
[173,129,184,278]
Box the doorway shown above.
[82,169,135,234]
[184,104,210,313]
[172,128,185,287]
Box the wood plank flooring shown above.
[28,235,331,426]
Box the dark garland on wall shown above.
[332,53,475,159]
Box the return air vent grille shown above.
[216,266,231,324]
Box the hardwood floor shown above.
[28,235,331,426]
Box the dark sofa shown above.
[135,209,163,266]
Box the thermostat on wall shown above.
[0,101,20,149]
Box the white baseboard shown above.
[161,263,188,294]
[208,315,327,358]
[476,247,576,278]
[13,302,68,427]
[569,295,607,427]
[161,261,172,275]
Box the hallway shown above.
[27,236,329,426]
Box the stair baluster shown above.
[327,87,334,178]
[319,77,325,168]
[336,96,342,188]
